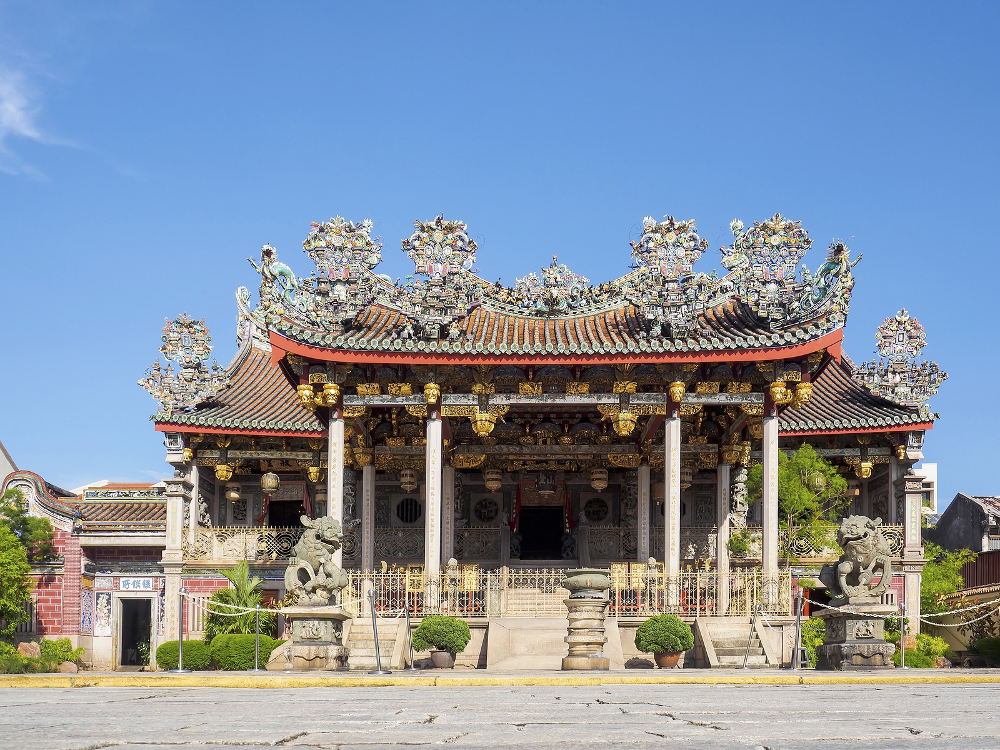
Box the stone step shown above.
[715,647,763,657]
[716,654,767,666]
[713,637,759,649]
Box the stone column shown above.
[664,415,682,606]
[327,410,345,567]
[761,410,779,606]
[441,465,455,564]
[361,463,376,572]
[715,461,731,615]
[424,414,443,604]
[901,465,926,634]
[161,471,190,642]
[187,464,199,539]
[637,462,651,562]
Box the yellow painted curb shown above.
[2,672,1000,689]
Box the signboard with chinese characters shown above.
[119,577,155,592]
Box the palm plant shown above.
[204,561,276,642]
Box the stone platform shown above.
[266,605,351,672]
[815,601,896,671]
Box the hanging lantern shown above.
[792,382,813,408]
[261,471,281,494]
[224,482,241,503]
[680,464,694,489]
[483,468,503,493]
[470,411,497,437]
[668,381,686,403]
[400,468,418,493]
[854,460,873,479]
[808,471,827,493]
[306,466,324,483]
[612,410,638,437]
[535,470,557,496]
[590,467,609,492]
[214,463,234,481]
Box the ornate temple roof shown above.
[139,214,944,437]
[245,214,858,362]
[779,356,932,434]
[155,345,323,435]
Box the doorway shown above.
[519,507,565,560]
[119,598,152,668]
[268,500,305,527]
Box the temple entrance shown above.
[119,598,151,668]
[519,507,565,560]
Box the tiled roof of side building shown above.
[74,500,166,531]
[155,345,324,434]
[780,356,928,433]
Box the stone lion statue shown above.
[819,515,892,603]
[284,515,350,605]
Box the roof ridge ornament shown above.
[303,216,382,280]
[138,314,228,415]
[853,309,948,413]
[403,215,477,279]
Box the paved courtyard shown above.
[1,684,998,749]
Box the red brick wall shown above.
[29,531,80,637]
[83,546,163,563]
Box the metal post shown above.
[741,605,759,670]
[253,608,261,671]
[403,604,418,671]
[170,587,189,673]
[791,589,804,669]
[368,588,391,675]
[899,602,908,669]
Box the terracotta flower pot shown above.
[430,650,456,669]
[653,651,681,669]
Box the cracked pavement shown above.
[1,684,998,749]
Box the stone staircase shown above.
[696,618,773,668]
[346,619,402,670]
[712,633,767,667]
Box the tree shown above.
[0,489,56,561]
[204,561,275,642]
[921,541,976,615]
[746,443,850,549]
[0,524,32,641]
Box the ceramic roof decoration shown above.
[853,309,948,413]
[138,314,228,415]
[230,213,868,358]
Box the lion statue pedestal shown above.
[265,514,353,672]
[815,516,896,670]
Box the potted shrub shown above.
[634,614,694,668]
[411,615,471,668]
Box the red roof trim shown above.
[269,329,844,367]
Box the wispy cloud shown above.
[0,66,51,178]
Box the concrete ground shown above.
[1,684,999,749]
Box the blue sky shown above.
[0,2,995,505]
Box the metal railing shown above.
[340,567,792,618]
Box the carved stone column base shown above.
[266,605,351,672]
[815,602,896,670]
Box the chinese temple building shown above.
[3,213,946,669]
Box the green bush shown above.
[799,617,826,666]
[634,614,694,654]
[886,630,952,668]
[38,638,84,668]
[728,530,752,558]
[0,639,85,674]
[155,640,212,670]
[411,616,471,654]
[210,634,283,670]
[973,637,1000,667]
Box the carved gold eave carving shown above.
[741,404,764,416]
[387,382,413,396]
[726,381,753,394]
[607,453,643,469]
[342,406,367,419]
[518,381,542,395]
[679,404,703,416]
[451,453,486,469]
[597,403,665,418]
[566,381,590,395]
[441,405,477,417]
[695,381,720,394]
[405,404,428,418]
